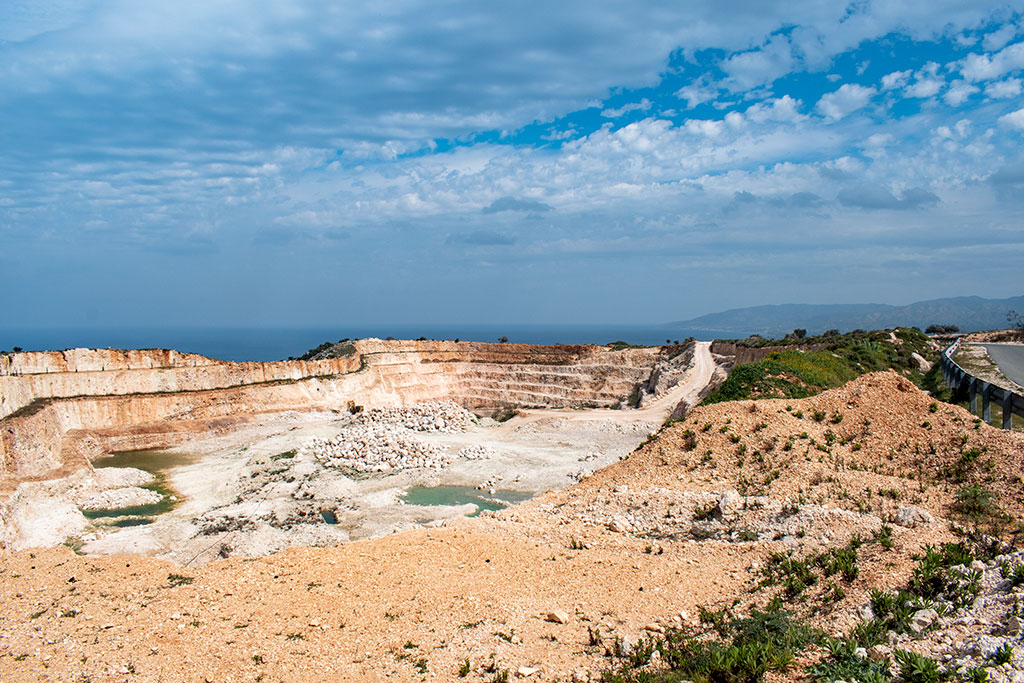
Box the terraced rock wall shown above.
[0,348,360,421]
[0,340,665,483]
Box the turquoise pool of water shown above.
[401,486,533,516]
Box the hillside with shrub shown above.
[704,328,940,404]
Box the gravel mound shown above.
[301,401,477,472]
[360,401,476,433]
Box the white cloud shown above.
[542,127,579,141]
[724,111,745,130]
[815,84,876,121]
[999,107,1024,131]
[983,23,1019,51]
[721,34,795,91]
[744,95,804,123]
[601,98,653,118]
[683,118,726,138]
[882,70,911,90]
[961,41,1024,81]
[676,84,716,109]
[904,78,943,98]
[985,78,1022,99]
[944,79,979,105]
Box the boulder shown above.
[717,490,742,517]
[895,506,933,528]
[868,645,892,662]
[910,352,933,372]
[909,608,938,633]
[608,516,632,533]
[546,610,570,624]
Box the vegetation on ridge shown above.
[704,328,939,405]
[291,339,356,361]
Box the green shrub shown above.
[988,643,1013,666]
[808,638,891,683]
[954,486,999,520]
[1003,562,1024,587]
[893,649,947,683]
[602,603,821,683]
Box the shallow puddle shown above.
[320,509,338,524]
[401,485,533,516]
[88,449,192,525]
[109,518,154,528]
[92,449,195,474]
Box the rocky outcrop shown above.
[708,340,828,365]
[0,340,670,484]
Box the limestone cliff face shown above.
[0,348,360,421]
[0,340,667,484]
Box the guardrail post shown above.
[969,377,979,414]
[982,383,992,424]
[1004,393,1014,430]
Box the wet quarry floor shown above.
[62,406,660,565]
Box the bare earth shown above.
[4,368,1024,682]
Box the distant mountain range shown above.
[665,295,1024,337]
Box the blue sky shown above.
[2,1,1023,327]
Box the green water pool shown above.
[87,449,192,525]
[401,486,533,516]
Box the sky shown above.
[1,1,1023,327]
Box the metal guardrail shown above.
[941,339,1024,430]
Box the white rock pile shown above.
[79,486,163,511]
[360,401,475,433]
[301,401,479,473]
[304,424,452,472]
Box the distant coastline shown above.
[0,325,734,363]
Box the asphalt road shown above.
[982,344,1024,387]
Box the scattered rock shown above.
[546,610,570,624]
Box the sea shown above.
[0,325,738,363]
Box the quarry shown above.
[0,339,716,563]
[3,334,1024,683]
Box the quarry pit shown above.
[0,339,717,563]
